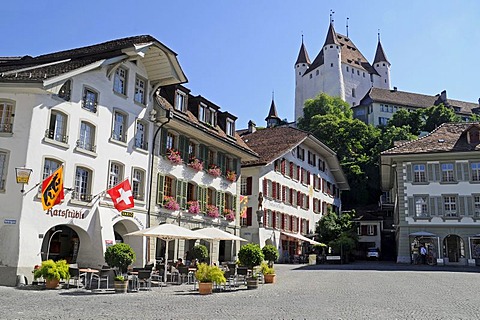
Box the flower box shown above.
[223,209,236,221]
[206,205,219,218]
[188,158,204,171]
[167,149,183,165]
[226,170,237,182]
[207,165,221,177]
[163,196,180,210]
[187,201,201,214]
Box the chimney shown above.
[248,120,256,134]
[440,90,447,102]
[393,86,397,92]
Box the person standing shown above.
[420,246,427,264]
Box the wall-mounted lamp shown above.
[15,167,33,193]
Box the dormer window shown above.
[175,90,186,112]
[199,103,216,126]
[58,80,71,101]
[226,118,235,136]
[468,127,480,144]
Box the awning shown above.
[281,231,324,245]
[409,231,437,237]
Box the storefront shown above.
[409,232,439,265]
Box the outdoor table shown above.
[79,268,99,289]
[128,272,139,292]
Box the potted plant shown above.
[163,196,180,211]
[104,243,136,293]
[206,205,219,218]
[191,244,209,263]
[238,243,264,289]
[194,263,226,295]
[207,164,221,177]
[226,170,237,182]
[188,157,204,171]
[187,200,201,214]
[33,259,70,289]
[262,244,279,267]
[223,209,236,221]
[167,149,183,165]
[260,261,276,284]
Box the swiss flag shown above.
[107,179,134,212]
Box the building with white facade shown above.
[239,107,349,262]
[294,22,390,122]
[147,85,258,265]
[381,122,480,265]
[0,35,189,286]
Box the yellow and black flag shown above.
[41,166,64,211]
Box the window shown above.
[346,66,349,72]
[134,76,146,104]
[471,162,480,181]
[474,196,480,217]
[413,164,426,183]
[175,90,186,111]
[77,121,96,152]
[0,101,14,134]
[207,188,216,206]
[414,196,428,217]
[43,158,62,179]
[113,67,127,95]
[82,88,98,113]
[367,225,375,235]
[199,104,216,126]
[296,146,305,161]
[0,151,7,191]
[164,176,174,197]
[441,163,455,182]
[444,196,457,216]
[112,111,127,142]
[47,110,68,143]
[132,169,145,201]
[74,167,92,201]
[58,80,71,101]
[188,141,196,160]
[198,104,205,123]
[241,177,252,196]
[226,119,235,136]
[108,162,124,189]
[166,132,175,151]
[378,117,388,126]
[352,88,356,98]
[135,120,148,150]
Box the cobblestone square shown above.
[1,262,480,320]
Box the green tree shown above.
[316,210,358,259]
[298,93,352,129]
[387,109,423,135]
[422,104,460,132]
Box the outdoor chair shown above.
[177,266,194,284]
[137,269,152,291]
[91,267,111,289]
[236,267,248,286]
[150,271,163,288]
[223,268,237,291]
[68,265,86,289]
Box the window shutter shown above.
[289,162,294,177]
[297,166,301,181]
[199,144,208,168]
[281,213,285,230]
[373,225,377,236]
[246,177,252,195]
[434,164,441,182]
[233,158,239,174]
[429,197,436,216]
[216,191,224,213]
[290,189,294,205]
[263,179,267,195]
[277,183,281,200]
[459,195,466,216]
[175,179,183,208]
[281,159,286,175]
[272,182,276,199]
[436,196,443,216]
[272,211,276,228]
[178,135,186,162]
[159,128,168,156]
[408,197,414,216]
[196,184,202,203]
[463,163,470,181]
[467,196,474,216]
[156,174,165,204]
[232,195,237,211]
[456,163,463,181]
[297,191,301,207]
[427,164,434,182]
[406,164,413,182]
[282,186,286,202]
[200,186,207,213]
[306,171,310,185]
[361,225,367,235]
[246,207,252,226]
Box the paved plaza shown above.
[1,262,480,320]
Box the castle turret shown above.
[322,23,345,101]
[372,39,391,89]
[294,37,310,122]
[265,97,281,128]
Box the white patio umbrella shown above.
[192,228,248,265]
[126,223,212,284]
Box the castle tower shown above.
[294,36,311,122]
[321,23,345,102]
[265,96,281,128]
[372,39,391,89]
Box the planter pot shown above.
[264,274,276,284]
[114,280,128,293]
[198,282,213,295]
[45,278,60,289]
[246,277,259,289]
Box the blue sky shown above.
[3,1,480,128]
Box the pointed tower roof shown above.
[295,37,311,65]
[265,98,280,121]
[373,40,389,64]
[323,23,340,47]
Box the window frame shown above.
[77,120,96,153]
[111,109,128,143]
[73,166,93,202]
[471,162,480,182]
[414,195,429,217]
[132,168,145,201]
[107,161,125,190]
[46,109,69,144]
[175,90,187,112]
[82,87,99,113]
[113,66,128,96]
[443,195,457,216]
[0,150,9,192]
[441,163,455,182]
[413,164,427,183]
[134,75,147,105]
[0,100,15,134]
[134,119,148,150]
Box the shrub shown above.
[262,244,279,266]
[260,261,275,275]
[33,259,70,281]
[194,263,226,283]
[238,243,264,269]
[104,243,136,274]
[191,244,209,263]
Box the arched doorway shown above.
[443,234,464,263]
[113,220,144,265]
[41,226,80,263]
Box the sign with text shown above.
[4,219,17,225]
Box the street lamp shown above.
[15,167,33,193]
[46,229,62,261]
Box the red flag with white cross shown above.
[107,179,134,212]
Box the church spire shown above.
[374,38,389,64]
[295,35,311,65]
[323,22,339,47]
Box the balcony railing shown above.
[133,192,145,201]
[134,140,148,150]
[72,192,93,202]
[45,129,68,143]
[0,123,12,133]
[111,131,127,143]
[76,140,96,152]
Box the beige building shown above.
[381,123,480,265]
